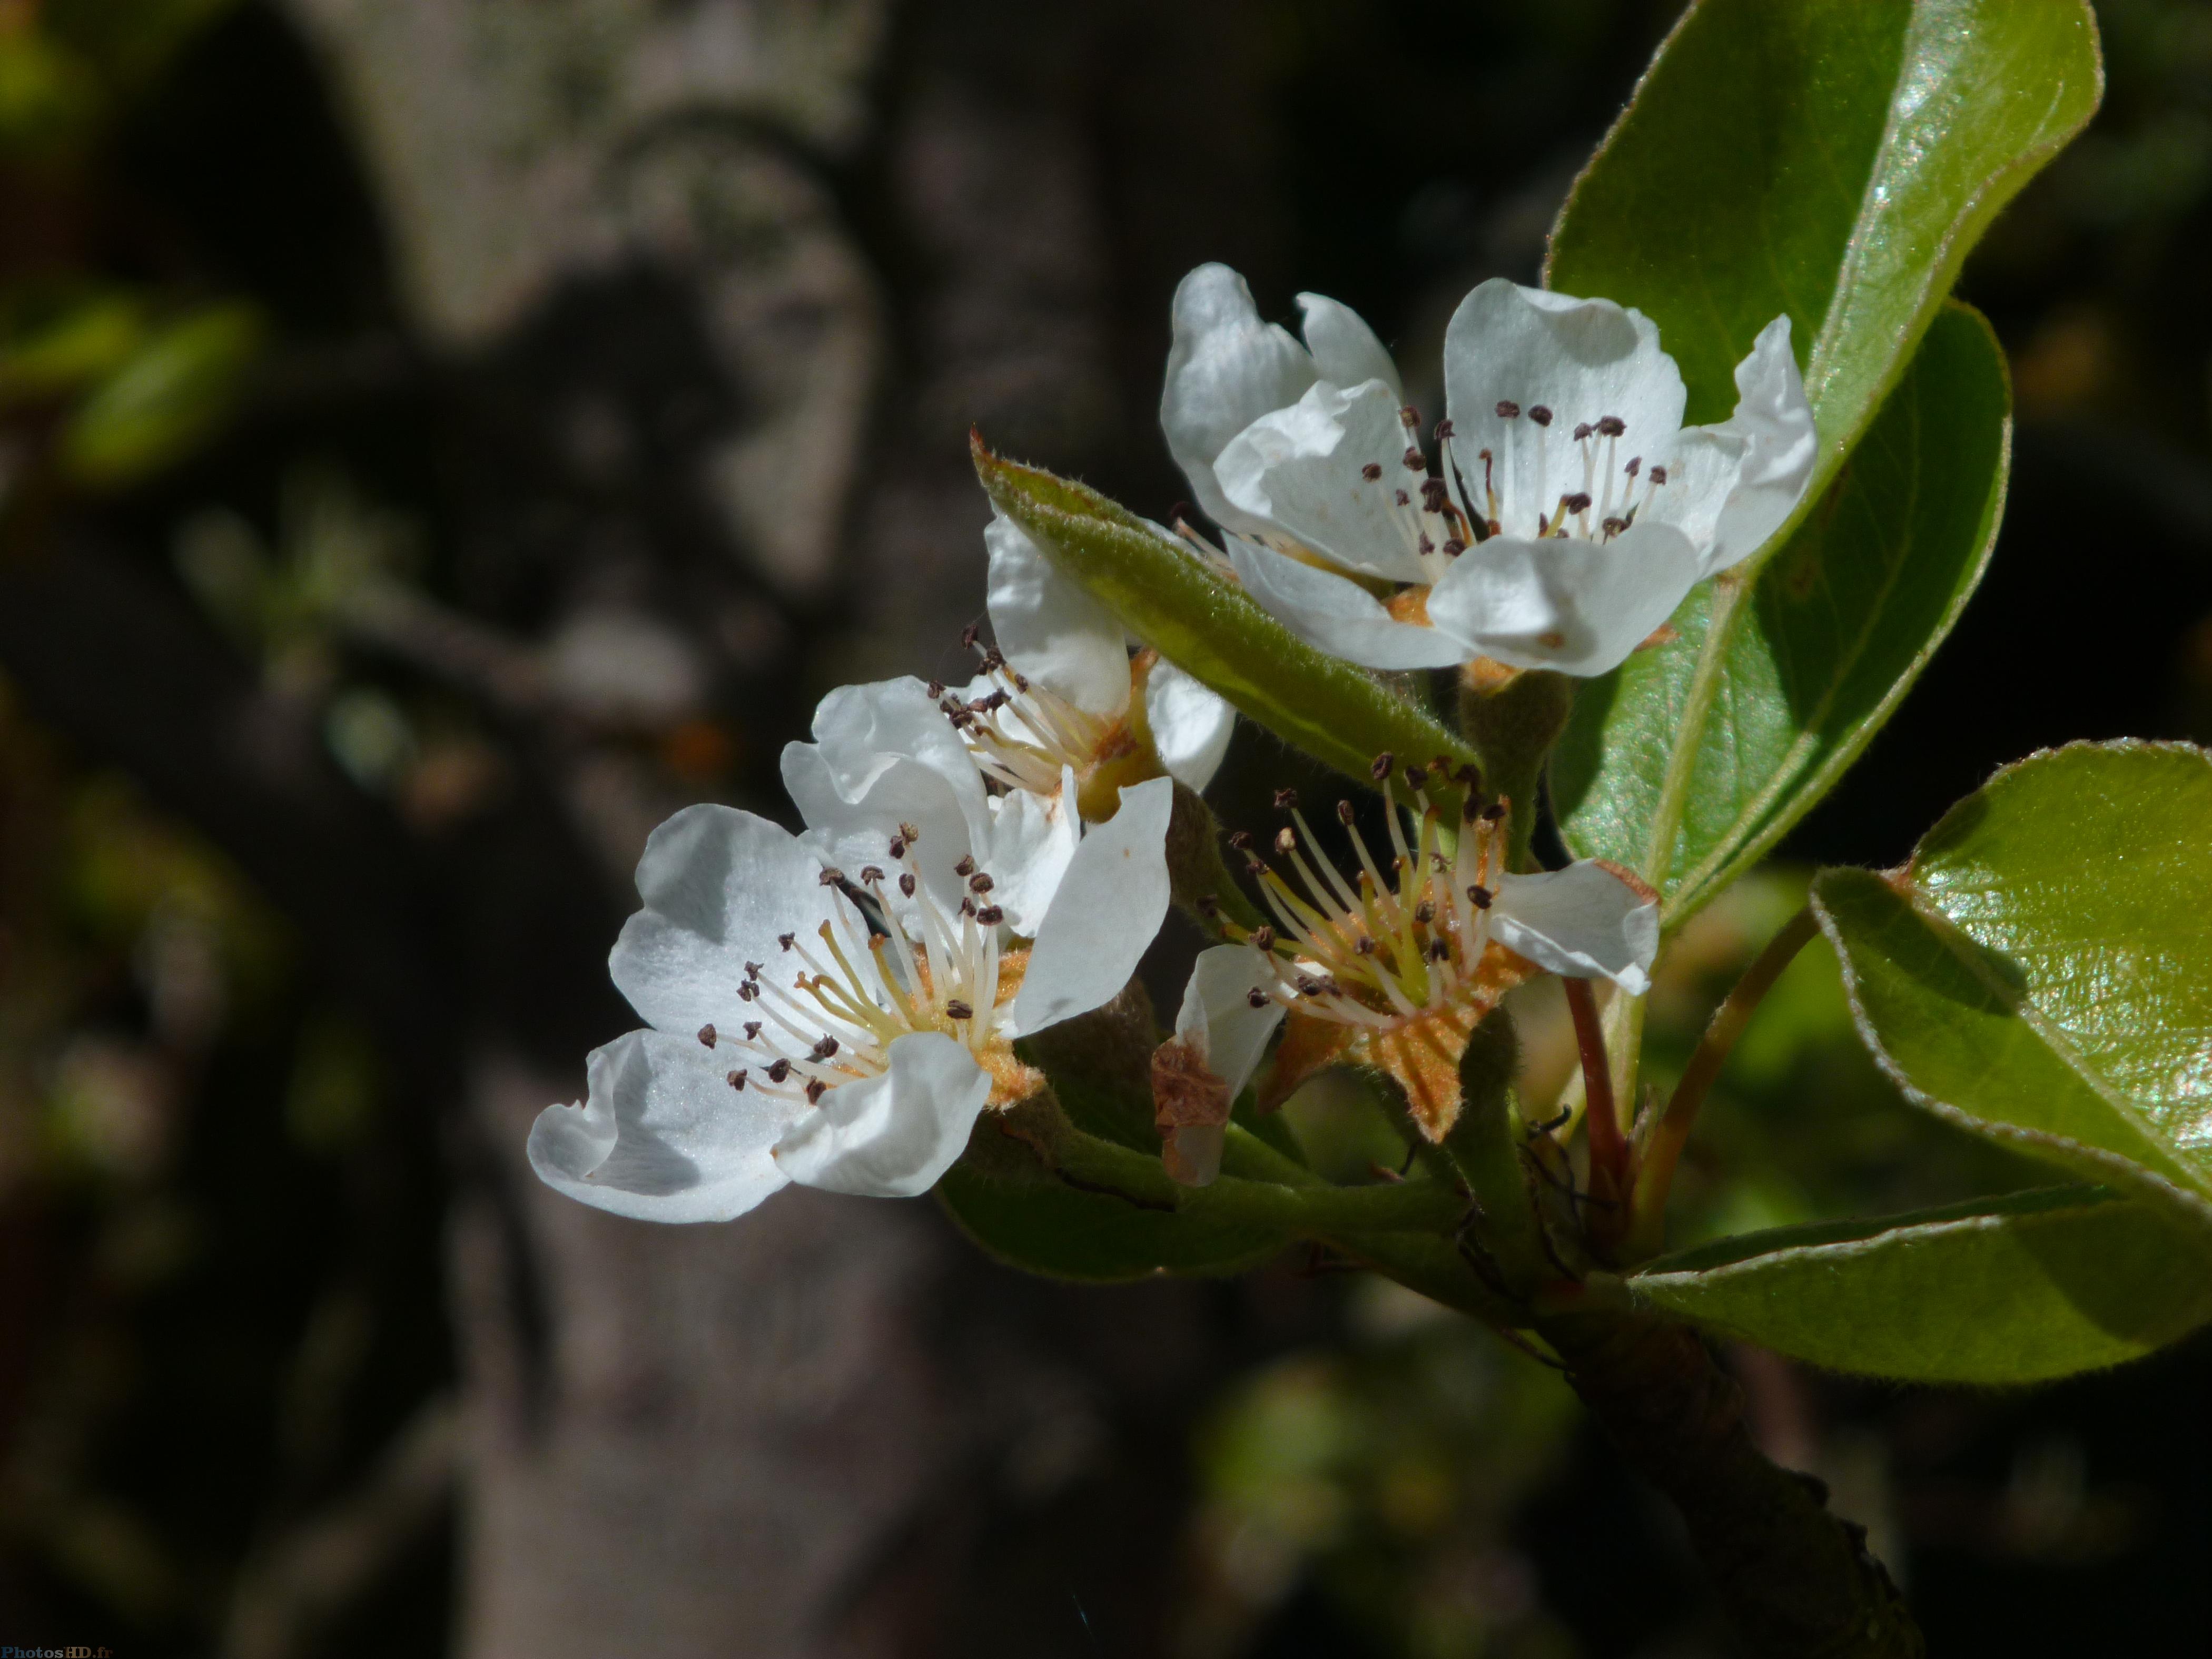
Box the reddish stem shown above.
[1563,977,1626,1211]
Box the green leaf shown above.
[0,289,146,408]
[59,304,261,486]
[1550,0,2099,454]
[938,1143,1293,1282]
[974,441,1478,799]
[1622,1187,2212,1384]
[1547,0,2097,921]
[1555,302,2008,919]
[1813,742,2212,1225]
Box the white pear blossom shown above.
[1166,268,1816,677]
[528,777,1176,1221]
[1191,758,1656,1138]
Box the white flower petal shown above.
[1144,658,1236,792]
[1490,863,1659,994]
[1424,523,1702,677]
[528,1029,797,1222]
[1175,943,1286,1101]
[1162,264,1318,534]
[982,765,1081,935]
[1444,279,1686,499]
[1227,536,1467,670]
[769,1030,992,1197]
[782,678,989,917]
[1008,775,1175,1036]
[1687,314,1818,575]
[1216,381,1433,583]
[984,510,1132,719]
[609,805,838,1037]
[1296,291,1402,400]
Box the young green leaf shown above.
[1619,1187,2212,1384]
[974,440,1478,798]
[1555,303,2008,919]
[1814,742,2212,1226]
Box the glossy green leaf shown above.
[1622,1187,2212,1384]
[1550,0,2099,451]
[59,304,261,486]
[1814,742,2212,1224]
[1555,303,2008,919]
[974,442,1478,800]
[1547,0,2097,920]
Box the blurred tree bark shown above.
[105,1,1293,1654]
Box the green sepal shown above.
[973,439,1477,800]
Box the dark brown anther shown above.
[1296,975,1322,996]
[1454,762,1482,789]
[727,1070,747,1090]
[860,865,885,884]
[1563,491,1593,515]
[1394,488,1411,507]
[946,999,974,1020]
[1228,829,1255,851]
[959,897,976,917]
[1602,517,1627,537]
[1573,421,1593,441]
[1370,750,1395,782]
[1405,765,1427,791]
[924,680,945,700]
[811,1036,840,1060]
[738,981,759,1002]
[1480,802,1508,823]
[1361,461,1382,481]
[1468,883,1494,909]
[1649,465,1668,486]
[744,961,764,980]
[1251,925,1277,951]
[778,932,797,951]
[1246,987,1271,1009]
[805,1079,827,1104]
[1495,400,1520,419]
[976,904,1005,926]
[698,1024,717,1048]
[1336,799,1356,824]
[1596,414,1626,437]
[969,872,994,894]
[1413,900,1435,924]
[1401,447,1425,471]
[1428,937,1452,962]
[961,622,981,650]
[1273,787,1299,810]
[1355,935,1378,955]
[1273,827,1297,855]
[1420,477,1451,510]
[817,866,843,886]
[1624,456,1641,477]
[898,822,920,843]
[767,1057,793,1083]
[1169,500,1194,525]
[888,836,907,860]
[1399,405,1420,429]
[1417,534,1436,555]
[1435,418,1455,440]
[1431,852,1451,873]
[1529,405,1553,427]
[1246,857,1270,878]
[954,855,976,877]
[744,1021,762,1041]
[1442,537,1466,556]
[899,873,917,898]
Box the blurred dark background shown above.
[0,1,2205,1654]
